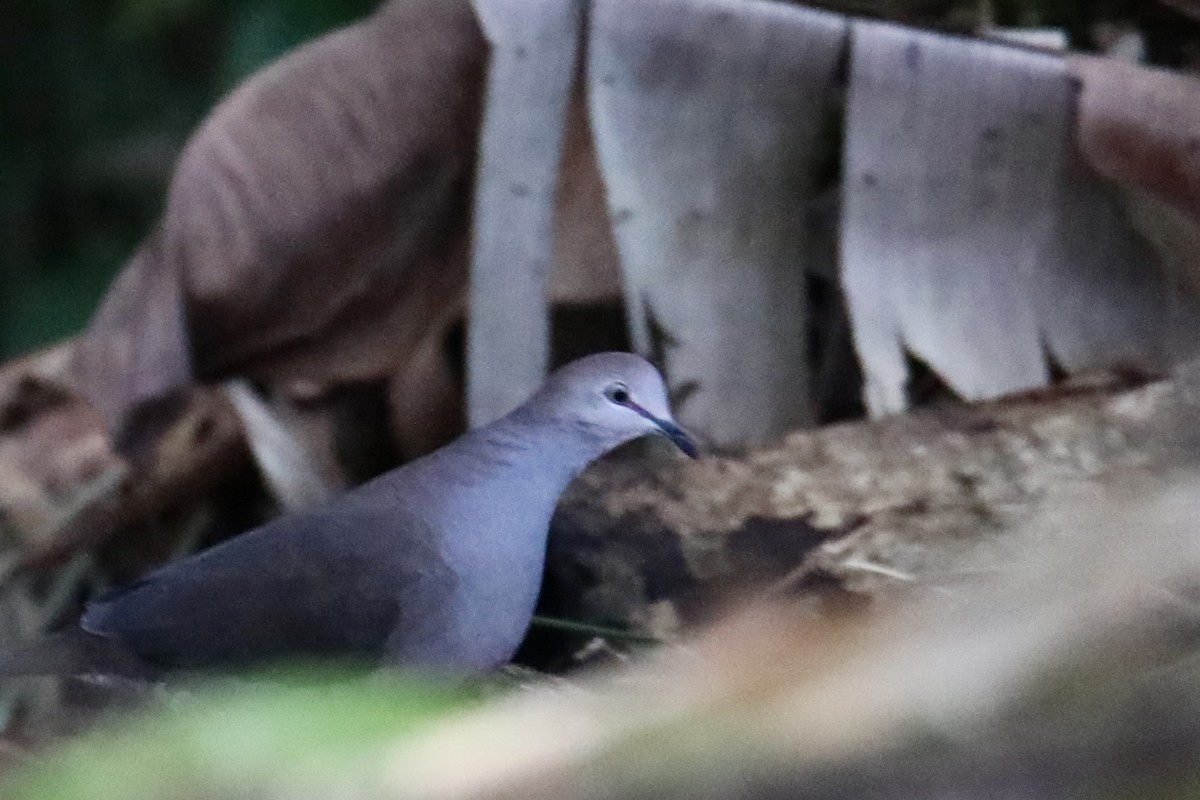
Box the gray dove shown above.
[1,352,695,678]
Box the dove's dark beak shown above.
[655,418,699,458]
[628,402,698,458]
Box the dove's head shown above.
[528,352,698,458]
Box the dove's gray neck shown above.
[400,401,618,552]
[433,404,612,495]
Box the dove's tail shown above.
[0,628,158,680]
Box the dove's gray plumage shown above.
[1,353,695,678]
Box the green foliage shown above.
[221,0,377,88]
[0,240,132,354]
[0,0,375,359]
[5,668,481,800]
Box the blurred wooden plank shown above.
[467,0,585,425]
[588,0,848,447]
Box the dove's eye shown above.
[604,383,631,406]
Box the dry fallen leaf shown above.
[75,0,487,459]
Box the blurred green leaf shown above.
[0,0,376,361]
[6,668,481,800]
[2,246,127,356]
[220,0,377,88]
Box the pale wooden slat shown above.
[842,23,1200,415]
[467,0,584,426]
[842,22,1066,414]
[588,0,848,447]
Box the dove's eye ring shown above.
[604,383,631,406]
